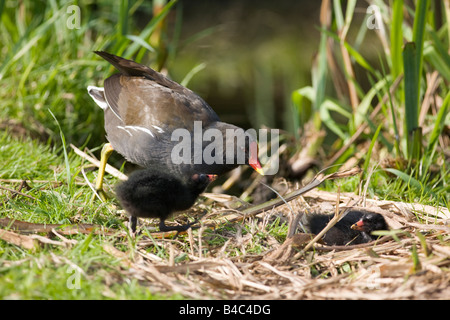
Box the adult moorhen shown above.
[115,169,216,234]
[305,210,388,246]
[87,51,264,199]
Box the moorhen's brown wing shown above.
[102,73,221,171]
[103,74,220,132]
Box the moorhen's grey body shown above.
[87,51,263,196]
[116,169,214,233]
[305,210,388,246]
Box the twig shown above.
[0,228,38,252]
[239,167,361,218]
[80,166,105,205]
[0,179,62,185]
[260,181,306,233]
[198,167,361,231]
[312,235,393,251]
[0,217,116,235]
[0,185,37,201]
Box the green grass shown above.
[0,0,180,149]
[0,133,125,298]
[0,132,188,299]
[0,241,158,299]
[291,0,449,209]
[0,132,59,180]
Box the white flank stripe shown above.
[117,126,132,136]
[125,126,155,137]
[152,125,164,133]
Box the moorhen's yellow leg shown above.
[91,143,114,202]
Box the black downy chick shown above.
[116,169,215,233]
[306,210,388,246]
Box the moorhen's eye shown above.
[191,174,208,184]
[196,174,209,184]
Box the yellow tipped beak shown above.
[351,220,364,231]
[207,174,218,181]
[251,164,265,176]
[249,141,264,175]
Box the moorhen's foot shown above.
[159,219,199,234]
[93,189,108,202]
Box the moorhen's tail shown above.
[94,51,178,89]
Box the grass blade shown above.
[412,0,429,83]
[180,62,206,87]
[423,44,450,82]
[403,42,419,160]
[292,86,314,129]
[384,168,422,192]
[118,0,129,37]
[48,109,71,188]
[390,0,404,78]
[319,99,351,141]
[423,91,450,171]
[123,0,177,58]
[313,29,328,121]
[363,124,382,174]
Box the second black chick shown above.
[305,210,388,246]
[116,169,215,234]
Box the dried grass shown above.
[103,189,449,300]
